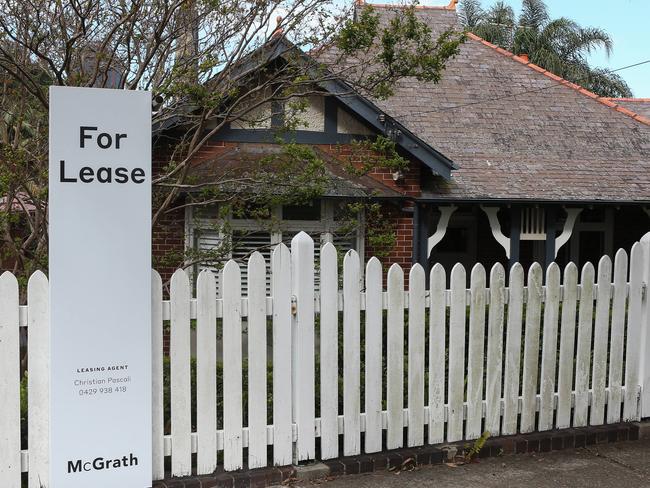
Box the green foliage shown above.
[20,373,28,422]
[345,135,409,176]
[338,5,465,99]
[464,430,491,462]
[258,142,329,207]
[339,202,397,259]
[337,6,381,54]
[459,0,632,97]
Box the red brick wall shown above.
[364,206,415,285]
[316,143,421,197]
[152,206,185,285]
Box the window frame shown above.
[185,200,365,289]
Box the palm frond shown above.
[578,67,632,98]
[458,0,484,28]
[519,0,549,30]
[465,0,628,98]
[485,1,515,28]
[572,27,613,58]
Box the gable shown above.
[200,35,457,179]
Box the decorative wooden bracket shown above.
[554,208,582,258]
[427,205,458,257]
[480,206,510,258]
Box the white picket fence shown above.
[2,231,650,486]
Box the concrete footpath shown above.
[292,439,650,488]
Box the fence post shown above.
[0,272,20,488]
[27,271,50,488]
[272,244,293,466]
[151,270,164,480]
[639,233,650,418]
[291,232,315,462]
[170,269,192,476]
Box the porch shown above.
[414,202,650,277]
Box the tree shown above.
[459,0,632,98]
[0,0,464,280]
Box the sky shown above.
[387,0,650,97]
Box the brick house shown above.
[153,1,650,287]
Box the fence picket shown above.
[503,263,524,435]
[151,270,164,481]
[248,253,268,468]
[27,271,49,488]
[364,257,383,453]
[386,264,404,449]
[538,263,560,431]
[591,256,612,425]
[343,250,361,456]
[607,250,628,424]
[448,263,466,442]
[521,263,543,433]
[196,269,218,474]
[170,269,192,476]
[320,243,339,459]
[640,234,650,418]
[574,263,595,427]
[0,272,20,488]
[624,242,644,421]
[408,264,426,447]
[556,263,578,429]
[291,232,315,461]
[466,264,486,440]
[428,264,446,444]
[222,260,243,470]
[272,244,293,465]
[485,263,505,437]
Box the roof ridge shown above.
[466,32,650,128]
[356,0,458,11]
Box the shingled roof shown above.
[364,3,650,203]
[187,143,404,198]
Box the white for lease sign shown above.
[49,86,152,488]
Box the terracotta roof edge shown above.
[466,32,650,128]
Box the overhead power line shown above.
[391,58,650,119]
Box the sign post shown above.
[49,86,152,487]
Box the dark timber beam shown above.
[545,206,557,269]
[509,207,521,268]
[324,96,337,134]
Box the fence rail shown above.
[1,231,650,486]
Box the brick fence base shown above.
[153,422,647,488]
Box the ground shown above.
[292,439,650,488]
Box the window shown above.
[188,200,364,295]
[282,200,321,221]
